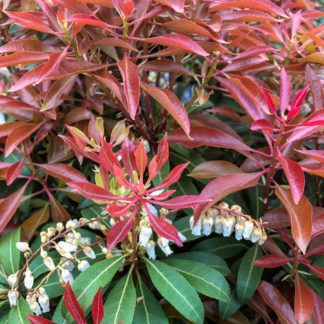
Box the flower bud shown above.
[40,232,48,243]
[258,231,267,245]
[251,227,263,243]
[190,216,202,236]
[38,288,50,313]
[202,215,214,236]
[215,214,224,234]
[27,294,42,315]
[61,260,75,271]
[16,242,30,252]
[56,222,64,232]
[218,202,229,216]
[40,249,48,258]
[223,215,236,237]
[43,257,55,271]
[8,290,19,307]
[56,241,77,258]
[7,272,19,288]
[157,237,173,256]
[47,227,56,238]
[207,208,218,220]
[61,269,73,284]
[230,205,242,214]
[139,225,152,246]
[78,260,90,272]
[24,268,34,290]
[243,220,254,240]
[83,246,96,259]
[235,222,244,241]
[66,219,79,230]
[145,240,156,260]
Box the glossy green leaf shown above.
[145,259,204,323]
[0,228,21,275]
[103,269,136,324]
[218,288,241,319]
[8,298,31,324]
[163,259,230,301]
[236,246,263,303]
[133,278,168,324]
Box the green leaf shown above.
[40,272,64,298]
[60,256,124,323]
[169,252,231,276]
[8,298,31,324]
[218,288,241,319]
[192,236,247,258]
[145,259,204,323]
[163,259,230,301]
[236,246,263,303]
[80,204,102,219]
[133,278,168,324]
[103,269,136,324]
[0,228,21,275]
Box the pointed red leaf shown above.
[117,56,140,120]
[156,134,169,171]
[258,281,296,324]
[275,185,312,254]
[155,0,184,13]
[135,141,148,180]
[307,265,324,281]
[6,159,24,186]
[254,254,293,268]
[251,119,274,132]
[278,155,305,205]
[262,89,277,115]
[106,200,137,217]
[99,141,119,173]
[280,68,291,114]
[28,314,56,324]
[142,84,191,138]
[48,192,71,222]
[0,52,49,68]
[313,292,324,324]
[295,149,324,163]
[64,283,86,324]
[287,86,308,119]
[92,288,104,324]
[152,195,210,210]
[121,137,136,181]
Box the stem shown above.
[130,212,141,264]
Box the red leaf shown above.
[142,84,191,138]
[275,185,312,254]
[99,141,119,173]
[254,254,293,268]
[36,163,88,183]
[106,207,137,250]
[6,159,24,186]
[156,134,169,171]
[278,155,305,205]
[135,141,148,181]
[313,292,324,324]
[144,204,182,246]
[295,149,324,163]
[287,86,308,119]
[311,212,324,238]
[121,138,136,181]
[92,288,104,324]
[0,52,49,67]
[194,171,262,221]
[117,56,140,120]
[262,89,277,115]
[68,182,126,201]
[0,38,53,53]
[0,183,28,233]
[280,68,291,114]
[64,283,86,324]
[5,123,42,157]
[152,195,211,210]
[305,65,323,110]
[155,0,184,13]
[94,37,138,52]
[142,34,209,57]
[168,126,252,151]
[48,192,70,222]
[119,0,134,17]
[28,314,56,324]
[251,119,274,132]
[294,273,314,324]
[258,281,296,324]
[262,207,290,230]
[307,265,324,281]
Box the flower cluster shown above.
[190,202,267,245]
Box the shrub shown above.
[0,0,323,323]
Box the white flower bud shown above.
[189,216,202,236]
[145,240,156,259]
[56,222,64,232]
[223,216,236,237]
[8,290,19,307]
[230,205,242,214]
[7,272,19,288]
[218,202,229,216]
[139,225,152,246]
[78,260,90,272]
[24,268,34,290]
[66,219,79,230]
[40,249,48,258]
[79,237,91,245]
[215,214,224,234]
[38,288,50,313]
[207,208,218,220]
[61,269,73,284]
[47,227,56,238]
[143,139,150,153]
[61,260,75,271]
[101,247,108,254]
[89,219,100,230]
[235,222,244,241]
[43,257,55,271]
[56,241,77,258]
[251,227,263,243]
[40,232,48,243]
[83,246,96,259]
[258,232,267,245]
[157,237,173,256]
[27,294,42,315]
[202,215,214,236]
[243,220,254,240]
[16,242,29,252]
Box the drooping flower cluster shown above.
[190,202,267,245]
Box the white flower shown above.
[230,205,242,214]
[139,225,152,246]
[56,241,77,258]
[78,260,90,272]
[235,222,244,241]
[219,202,229,215]
[7,272,19,288]
[251,227,262,243]
[89,219,100,230]
[61,269,73,284]
[24,268,34,290]
[101,247,108,254]
[61,260,75,271]
[66,219,79,229]
[47,227,56,238]
[8,290,19,307]
[243,220,254,240]
[215,214,224,234]
[40,249,48,258]
[202,215,214,236]
[145,240,156,259]
[190,216,202,236]
[79,237,91,245]
[223,216,236,237]
[157,237,173,256]
[40,232,48,243]
[258,232,267,245]
[178,232,187,242]
[83,246,96,259]
[56,222,64,232]
[38,288,50,313]
[143,139,150,153]
[27,294,42,315]
[43,257,55,271]
[16,242,29,252]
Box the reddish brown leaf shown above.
[36,163,88,183]
[288,86,308,119]
[305,65,323,110]
[307,265,324,281]
[156,134,169,171]
[0,39,55,53]
[152,195,211,210]
[48,193,70,222]
[258,281,296,324]
[0,183,28,233]
[294,273,314,324]
[251,119,274,132]
[117,56,140,120]
[155,0,184,13]
[94,37,138,52]
[254,254,293,268]
[295,149,324,163]
[140,59,195,76]
[28,314,56,324]
[313,292,324,324]
[262,207,290,229]
[92,288,104,324]
[312,212,324,238]
[278,155,305,205]
[275,185,312,254]
[6,159,24,185]
[142,83,191,138]
[279,68,291,114]
[0,52,49,67]
[64,283,86,324]
[135,141,148,181]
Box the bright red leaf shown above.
[64,283,86,324]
